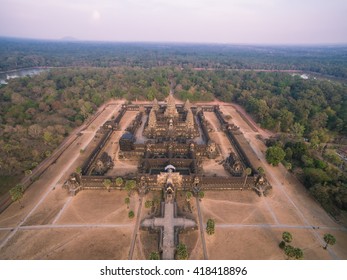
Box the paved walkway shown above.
[142,202,196,260]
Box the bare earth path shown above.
[195,197,208,260]
[128,196,143,260]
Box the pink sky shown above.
[1,0,346,44]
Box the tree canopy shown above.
[9,184,24,208]
[266,146,286,166]
[323,233,336,249]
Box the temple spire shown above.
[148,108,157,128]
[184,99,191,111]
[164,94,178,118]
[152,98,159,111]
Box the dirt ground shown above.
[0,100,346,260]
[199,103,347,260]
[204,111,236,159]
[202,159,231,177]
[1,228,132,260]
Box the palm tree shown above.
[9,184,24,208]
[206,218,215,235]
[103,179,112,192]
[243,168,252,188]
[323,233,336,249]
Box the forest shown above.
[0,38,346,216]
[1,37,347,79]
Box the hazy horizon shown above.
[2,35,347,47]
[1,0,347,45]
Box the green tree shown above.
[284,245,303,260]
[43,131,53,145]
[243,167,252,188]
[323,233,336,249]
[284,245,296,259]
[282,231,293,243]
[285,147,293,161]
[115,177,123,187]
[75,166,82,174]
[304,168,330,188]
[186,191,192,202]
[257,166,265,175]
[279,231,292,250]
[125,180,136,196]
[291,122,305,139]
[103,179,112,192]
[293,247,304,259]
[206,218,215,235]
[128,210,135,219]
[198,191,205,200]
[124,197,130,208]
[283,162,292,180]
[266,146,286,166]
[149,251,160,260]
[176,243,188,260]
[279,241,286,249]
[9,184,24,208]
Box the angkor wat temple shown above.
[64,93,271,259]
[65,94,270,196]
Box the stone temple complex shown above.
[64,93,271,260]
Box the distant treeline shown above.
[1,37,347,79]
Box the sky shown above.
[0,0,346,44]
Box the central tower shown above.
[144,94,199,140]
[164,94,178,118]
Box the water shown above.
[0,68,48,85]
